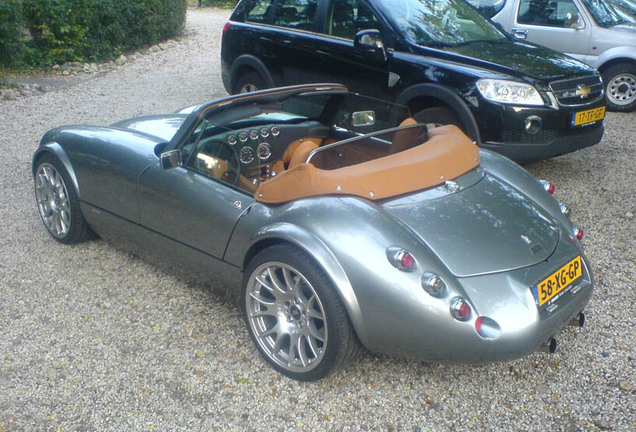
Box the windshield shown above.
[581,0,626,26]
[374,0,507,46]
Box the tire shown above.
[602,63,636,112]
[34,154,94,244]
[412,106,463,130]
[233,71,266,94]
[242,244,361,381]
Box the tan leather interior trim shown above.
[255,125,480,203]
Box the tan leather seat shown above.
[288,140,320,168]
[389,118,427,154]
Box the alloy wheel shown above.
[35,163,72,239]
[245,261,327,373]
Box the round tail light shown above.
[574,227,584,241]
[540,180,556,195]
[450,297,472,321]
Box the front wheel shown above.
[34,154,94,244]
[603,63,636,112]
[412,106,463,130]
[242,244,361,381]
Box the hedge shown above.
[0,0,187,68]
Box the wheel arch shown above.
[395,83,481,143]
[32,143,81,199]
[596,56,636,74]
[229,55,276,94]
[240,223,369,345]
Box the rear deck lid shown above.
[383,174,559,277]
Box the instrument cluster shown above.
[226,126,281,165]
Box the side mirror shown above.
[565,12,584,29]
[160,149,183,170]
[354,29,388,62]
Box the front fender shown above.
[32,142,81,199]
[594,47,636,71]
[394,83,481,143]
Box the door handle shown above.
[316,50,331,56]
[511,28,528,39]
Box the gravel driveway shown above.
[1,7,634,432]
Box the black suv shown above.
[221,0,606,162]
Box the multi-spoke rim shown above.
[35,163,71,238]
[239,83,259,93]
[607,73,636,106]
[246,261,327,373]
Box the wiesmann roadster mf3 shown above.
[33,84,593,381]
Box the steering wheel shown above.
[198,139,241,186]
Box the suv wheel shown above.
[233,71,266,94]
[413,106,463,130]
[603,63,636,112]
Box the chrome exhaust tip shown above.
[569,312,585,328]
[540,338,557,354]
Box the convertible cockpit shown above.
[182,85,479,202]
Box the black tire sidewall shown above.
[241,244,351,381]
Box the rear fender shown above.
[230,54,276,92]
[230,221,368,345]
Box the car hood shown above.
[382,174,559,277]
[412,40,594,81]
[111,114,188,142]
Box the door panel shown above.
[138,165,252,259]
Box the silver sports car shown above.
[33,84,593,381]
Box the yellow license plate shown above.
[533,256,582,307]
[572,107,605,126]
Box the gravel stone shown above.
[0,7,635,432]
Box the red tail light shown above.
[540,180,556,195]
[450,297,472,321]
[223,21,232,37]
[574,227,584,241]
[386,247,417,272]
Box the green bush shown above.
[0,0,25,66]
[0,0,187,69]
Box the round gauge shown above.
[227,135,237,146]
[238,131,249,142]
[257,143,272,160]
[239,146,255,164]
[260,127,270,138]
[250,129,259,140]
[270,126,280,136]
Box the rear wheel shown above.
[602,63,636,112]
[34,154,94,244]
[242,244,360,381]
[233,71,266,94]
[413,106,463,129]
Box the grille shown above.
[549,75,604,106]
[502,129,558,145]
